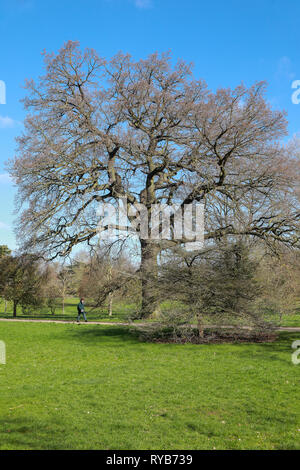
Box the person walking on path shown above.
[77,298,87,322]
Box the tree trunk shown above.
[61,278,66,315]
[108,292,113,317]
[197,313,204,338]
[140,240,160,318]
[4,300,7,314]
[13,300,17,317]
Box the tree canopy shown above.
[8,41,300,316]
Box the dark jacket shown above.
[77,301,85,314]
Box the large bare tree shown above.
[8,41,300,317]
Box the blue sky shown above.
[0,0,300,250]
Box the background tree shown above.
[0,245,12,313]
[79,250,138,316]
[0,254,44,317]
[0,245,11,257]
[57,265,74,314]
[158,241,261,337]
[8,42,300,317]
[42,262,62,314]
[255,250,300,322]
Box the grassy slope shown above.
[0,322,300,450]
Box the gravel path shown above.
[0,317,130,326]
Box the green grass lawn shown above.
[0,297,138,323]
[0,321,300,449]
[1,297,300,327]
[277,312,300,327]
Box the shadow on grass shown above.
[66,325,139,347]
[0,416,74,450]
[225,332,300,366]
[66,324,300,352]
[65,327,299,369]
